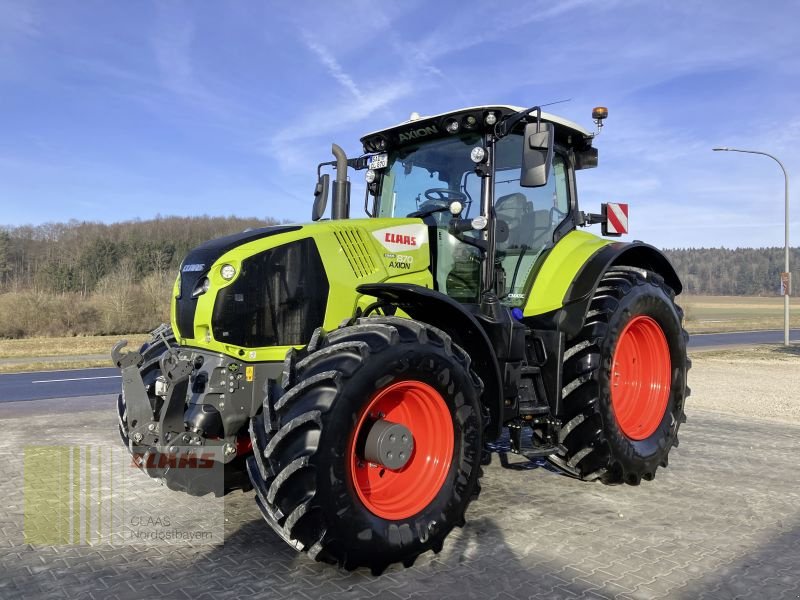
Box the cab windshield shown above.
[374,132,570,306]
[376,133,482,222]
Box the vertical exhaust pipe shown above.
[331,144,350,220]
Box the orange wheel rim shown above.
[610,315,672,440]
[347,380,454,520]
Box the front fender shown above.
[356,283,505,440]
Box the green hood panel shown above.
[171,218,434,361]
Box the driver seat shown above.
[495,193,532,249]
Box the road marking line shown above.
[31,375,121,384]
[691,329,800,336]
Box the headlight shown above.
[221,264,236,280]
[444,118,460,134]
[470,146,486,163]
[192,277,211,297]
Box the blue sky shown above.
[0,0,798,248]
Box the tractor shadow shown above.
[204,505,596,599]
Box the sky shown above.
[1,0,799,249]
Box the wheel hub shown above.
[363,419,414,470]
[610,315,672,440]
[347,380,454,520]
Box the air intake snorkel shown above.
[331,143,350,219]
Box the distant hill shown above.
[0,215,278,293]
[0,217,796,337]
[663,247,799,296]
[0,216,279,337]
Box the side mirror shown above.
[520,122,554,188]
[312,174,330,221]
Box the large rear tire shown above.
[247,317,483,574]
[549,267,690,485]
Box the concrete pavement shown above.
[1,395,798,599]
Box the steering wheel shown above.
[424,188,468,203]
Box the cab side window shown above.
[494,149,569,252]
[493,134,570,306]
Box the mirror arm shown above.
[447,222,488,253]
[580,211,605,227]
[495,105,542,139]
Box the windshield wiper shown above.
[407,204,450,219]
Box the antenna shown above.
[539,98,572,108]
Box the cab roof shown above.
[360,105,595,154]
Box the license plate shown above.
[367,153,388,170]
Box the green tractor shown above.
[113,104,689,573]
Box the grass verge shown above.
[0,334,149,360]
[0,359,113,374]
[681,295,799,333]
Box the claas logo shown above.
[384,232,417,246]
[131,452,216,469]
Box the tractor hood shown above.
[175,225,301,342]
[179,225,302,276]
[171,219,434,363]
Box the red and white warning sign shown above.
[603,202,629,236]
[780,272,791,296]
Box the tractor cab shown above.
[335,106,602,307]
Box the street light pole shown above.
[713,147,791,346]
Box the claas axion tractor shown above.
[113,104,689,572]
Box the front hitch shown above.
[111,340,153,433]
[117,342,241,466]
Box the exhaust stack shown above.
[331,144,350,220]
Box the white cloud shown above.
[300,31,364,102]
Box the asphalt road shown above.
[689,328,800,348]
[0,329,797,403]
[0,367,119,403]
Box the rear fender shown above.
[356,283,504,439]
[557,241,682,337]
[522,239,681,418]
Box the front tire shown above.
[550,267,690,485]
[247,317,483,573]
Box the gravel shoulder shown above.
[688,344,800,424]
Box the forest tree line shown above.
[0,216,277,338]
[663,247,799,296]
[0,216,797,337]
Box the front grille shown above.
[175,296,198,339]
[334,227,378,278]
[212,238,329,347]
[176,271,205,339]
